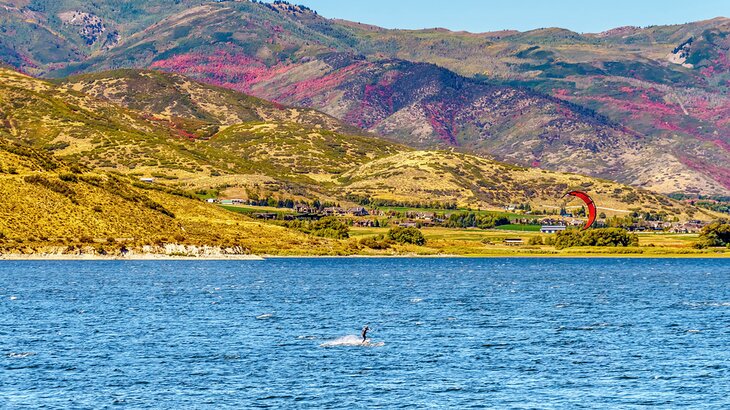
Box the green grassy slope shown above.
[0,136,342,255]
[340,150,719,221]
[1,68,402,183]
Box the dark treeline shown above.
[445,212,510,229]
[347,195,458,210]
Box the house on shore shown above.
[219,199,244,206]
[323,207,346,216]
[540,225,567,234]
[670,220,707,233]
[294,203,313,213]
[348,206,369,216]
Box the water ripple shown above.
[1,258,728,407]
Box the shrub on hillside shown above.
[388,226,426,246]
[359,234,391,249]
[553,228,638,249]
[59,173,78,182]
[528,236,544,245]
[24,175,76,200]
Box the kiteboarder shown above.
[361,325,370,344]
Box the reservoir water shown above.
[1,258,729,408]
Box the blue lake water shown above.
[1,258,729,408]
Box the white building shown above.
[540,225,567,234]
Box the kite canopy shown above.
[564,191,597,230]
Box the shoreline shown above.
[0,253,728,260]
[0,254,265,261]
[263,253,730,259]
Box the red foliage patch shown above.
[345,78,400,129]
[423,101,459,145]
[653,120,682,132]
[274,62,367,103]
[150,50,294,95]
[618,86,635,94]
[553,88,570,98]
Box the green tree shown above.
[553,230,584,249]
[528,236,543,245]
[581,228,638,247]
[309,217,349,239]
[698,221,730,247]
[388,227,426,245]
[359,234,391,249]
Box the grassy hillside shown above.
[0,0,204,73]
[0,68,402,185]
[0,136,343,255]
[57,69,402,175]
[58,69,363,135]
[339,150,718,221]
[0,67,223,175]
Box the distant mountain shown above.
[342,18,730,194]
[1,0,728,195]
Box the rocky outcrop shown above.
[58,11,106,45]
[668,38,694,68]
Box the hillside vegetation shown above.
[0,136,342,255]
[2,67,720,221]
[340,150,717,221]
[0,68,402,185]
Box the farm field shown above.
[348,227,729,257]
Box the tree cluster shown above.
[696,221,730,248]
[387,227,426,246]
[445,212,509,229]
[284,217,349,239]
[553,228,638,249]
[347,195,457,210]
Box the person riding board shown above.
[361,325,370,344]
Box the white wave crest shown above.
[320,335,384,347]
[7,352,36,358]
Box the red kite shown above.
[564,191,596,230]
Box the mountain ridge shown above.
[1,1,729,194]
